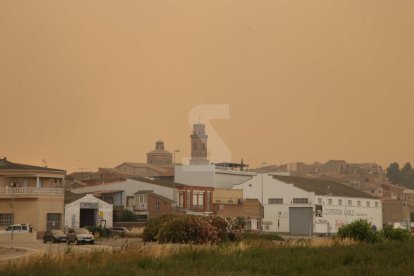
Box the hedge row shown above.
[337,219,412,242]
[143,215,242,244]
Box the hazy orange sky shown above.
[1,1,413,172]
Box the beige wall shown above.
[214,201,261,219]
[214,189,243,204]
[0,195,64,238]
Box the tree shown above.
[401,163,414,188]
[386,163,400,184]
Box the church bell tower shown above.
[190,123,209,165]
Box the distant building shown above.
[234,174,383,235]
[65,194,113,229]
[147,141,172,165]
[70,177,175,220]
[0,158,66,238]
[113,140,174,178]
[190,123,209,165]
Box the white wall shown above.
[65,194,113,229]
[214,170,254,189]
[175,165,255,188]
[313,195,382,233]
[233,174,383,234]
[175,165,215,187]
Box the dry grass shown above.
[129,227,144,234]
[1,238,410,275]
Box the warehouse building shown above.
[234,174,382,235]
[65,194,113,229]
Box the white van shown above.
[2,224,32,233]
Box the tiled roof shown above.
[0,159,65,173]
[118,162,172,171]
[273,175,376,198]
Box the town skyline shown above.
[1,1,414,172]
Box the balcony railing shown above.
[0,187,64,196]
[133,204,148,211]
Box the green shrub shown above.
[337,219,379,242]
[114,209,139,222]
[143,215,243,244]
[143,215,175,242]
[380,225,411,241]
[158,216,219,244]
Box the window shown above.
[375,202,379,208]
[348,200,352,206]
[134,194,147,205]
[46,213,62,230]
[338,199,343,206]
[268,198,283,204]
[155,202,160,211]
[206,191,211,211]
[178,192,184,207]
[318,198,322,204]
[186,191,191,207]
[367,201,370,207]
[292,198,308,204]
[193,191,204,206]
[127,197,134,207]
[0,214,13,227]
[134,194,148,210]
[328,199,332,205]
[357,201,361,207]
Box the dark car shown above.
[66,228,95,245]
[43,230,67,243]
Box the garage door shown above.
[80,209,96,228]
[289,207,313,236]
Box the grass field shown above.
[1,240,414,275]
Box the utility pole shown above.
[261,162,267,231]
[173,150,180,212]
[10,182,16,242]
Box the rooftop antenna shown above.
[42,159,48,168]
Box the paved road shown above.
[0,238,143,262]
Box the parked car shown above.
[111,227,139,238]
[43,230,67,243]
[112,227,129,237]
[0,224,32,234]
[66,228,95,245]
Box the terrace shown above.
[0,186,64,198]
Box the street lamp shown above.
[9,182,16,242]
[173,150,180,208]
[260,162,267,231]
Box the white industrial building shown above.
[233,173,383,235]
[65,194,113,229]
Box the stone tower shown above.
[190,123,209,165]
[147,141,172,165]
